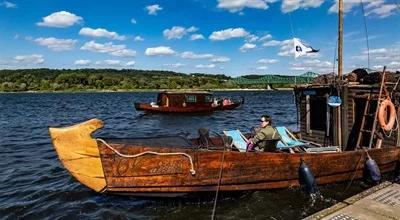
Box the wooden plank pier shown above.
[305,182,400,220]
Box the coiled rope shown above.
[96,138,196,175]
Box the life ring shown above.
[378,98,396,131]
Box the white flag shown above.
[293,38,319,58]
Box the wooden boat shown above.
[49,0,400,197]
[49,114,400,196]
[134,91,243,113]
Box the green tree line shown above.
[0,69,293,92]
[0,69,239,92]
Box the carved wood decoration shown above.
[49,118,106,192]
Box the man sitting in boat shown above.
[247,115,280,151]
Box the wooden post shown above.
[397,107,400,147]
[342,85,349,148]
[306,95,311,134]
[337,0,343,149]
[338,0,343,80]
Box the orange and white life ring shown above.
[378,98,396,131]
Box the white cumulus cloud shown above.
[209,28,249,41]
[195,64,216,69]
[145,46,176,56]
[126,61,136,66]
[164,63,186,68]
[190,34,205,41]
[352,44,400,71]
[37,11,83,28]
[79,27,126,40]
[1,1,16,8]
[263,40,282,47]
[291,59,333,73]
[181,51,214,59]
[104,60,121,65]
[257,66,268,70]
[240,43,256,52]
[291,67,307,71]
[81,41,136,57]
[74,59,91,65]
[134,36,144,42]
[95,60,135,67]
[282,0,324,13]
[328,0,397,18]
[211,56,231,63]
[180,51,230,63]
[130,18,137,24]
[259,34,273,42]
[217,0,276,13]
[145,4,162,15]
[34,37,77,51]
[257,58,279,64]
[14,54,44,64]
[163,26,198,40]
[366,4,398,18]
[246,34,259,43]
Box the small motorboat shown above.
[134,91,243,113]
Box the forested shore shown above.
[0,69,290,92]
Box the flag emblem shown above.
[293,38,319,58]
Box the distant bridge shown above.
[232,72,319,85]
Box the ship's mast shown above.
[338,0,343,78]
[337,0,344,147]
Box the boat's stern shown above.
[49,118,107,192]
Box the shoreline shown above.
[0,88,293,94]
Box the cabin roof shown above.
[160,90,212,95]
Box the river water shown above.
[0,91,369,219]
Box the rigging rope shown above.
[211,133,227,220]
[288,12,296,39]
[211,149,226,220]
[96,138,196,175]
[360,0,370,68]
[332,39,338,75]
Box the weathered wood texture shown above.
[49,118,107,192]
[97,142,400,194]
[49,119,400,195]
[296,85,398,148]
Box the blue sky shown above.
[0,0,399,76]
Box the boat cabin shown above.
[156,91,214,108]
[294,71,400,151]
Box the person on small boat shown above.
[212,98,219,107]
[247,115,280,151]
[223,98,233,106]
